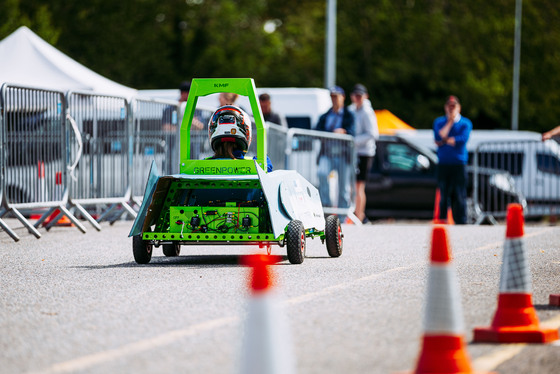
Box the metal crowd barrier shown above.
[0,84,361,241]
[265,122,288,170]
[186,108,265,162]
[67,91,135,228]
[130,102,215,205]
[469,165,526,225]
[472,139,560,222]
[131,98,179,205]
[0,83,86,241]
[285,128,358,223]
[186,106,214,160]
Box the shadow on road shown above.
[534,304,560,311]
[72,254,290,269]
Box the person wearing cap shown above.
[163,81,204,130]
[162,81,189,132]
[433,95,472,224]
[315,86,355,211]
[349,84,379,224]
[259,93,288,128]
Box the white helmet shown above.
[208,105,252,152]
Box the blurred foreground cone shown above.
[402,226,490,373]
[433,188,454,225]
[473,204,559,343]
[550,294,560,306]
[238,255,296,374]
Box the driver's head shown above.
[208,105,252,152]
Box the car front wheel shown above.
[286,220,305,264]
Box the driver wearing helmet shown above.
[207,105,273,172]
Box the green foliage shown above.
[1,0,558,133]
[0,0,59,43]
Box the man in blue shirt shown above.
[316,86,355,211]
[433,95,472,224]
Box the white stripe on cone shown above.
[499,238,532,293]
[238,255,296,374]
[423,264,465,335]
[239,291,296,374]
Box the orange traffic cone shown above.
[43,172,72,227]
[473,204,559,343]
[403,226,488,373]
[42,209,73,227]
[238,255,296,374]
[433,188,454,225]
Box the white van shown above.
[139,87,332,129]
[252,87,331,129]
[397,129,560,215]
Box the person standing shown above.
[349,84,379,224]
[163,81,190,132]
[433,95,472,224]
[316,86,355,211]
[259,93,288,128]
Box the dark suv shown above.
[365,135,524,222]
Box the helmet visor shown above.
[217,114,237,126]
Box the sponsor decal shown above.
[193,166,253,174]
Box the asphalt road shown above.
[1,220,559,374]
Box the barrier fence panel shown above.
[0,84,8,239]
[67,91,135,227]
[0,88,362,240]
[131,98,179,204]
[186,107,214,160]
[473,139,560,221]
[0,84,86,241]
[131,103,218,205]
[285,128,358,222]
[470,165,526,225]
[266,122,288,170]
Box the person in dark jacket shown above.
[315,86,355,210]
[259,93,287,128]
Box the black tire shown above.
[325,215,343,257]
[162,243,181,257]
[286,220,306,264]
[133,235,153,264]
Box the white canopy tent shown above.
[0,26,137,98]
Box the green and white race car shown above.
[129,78,342,264]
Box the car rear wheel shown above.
[133,235,153,264]
[325,215,343,257]
[286,220,305,264]
[162,243,181,257]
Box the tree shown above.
[2,0,559,133]
[0,0,60,44]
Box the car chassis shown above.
[129,78,343,264]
